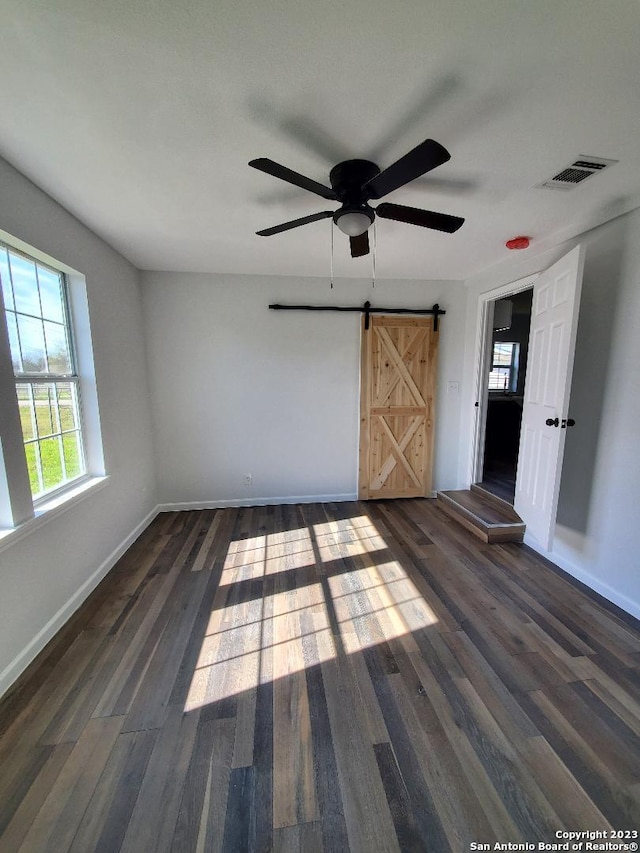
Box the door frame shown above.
[469,272,539,489]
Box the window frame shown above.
[487,341,520,392]
[1,243,89,507]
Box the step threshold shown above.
[437,489,525,543]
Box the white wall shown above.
[460,207,640,619]
[0,158,157,694]
[141,272,466,506]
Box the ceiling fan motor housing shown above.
[330,159,379,230]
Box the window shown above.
[1,246,86,501]
[488,341,519,391]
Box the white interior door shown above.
[514,245,585,550]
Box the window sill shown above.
[0,475,109,554]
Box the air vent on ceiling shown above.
[538,156,618,190]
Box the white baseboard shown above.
[0,505,160,699]
[524,532,640,621]
[157,493,359,512]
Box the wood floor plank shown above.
[69,728,156,853]
[518,689,640,827]
[190,509,223,572]
[452,676,562,838]
[40,634,122,745]
[181,510,218,572]
[92,532,171,628]
[199,716,236,853]
[16,715,124,853]
[250,679,274,852]
[382,627,510,848]
[273,821,324,853]
[373,742,427,852]
[542,681,640,784]
[167,552,230,710]
[0,628,107,756]
[249,509,275,852]
[319,653,401,853]
[300,635,350,852]
[119,703,201,853]
[579,675,640,738]
[474,546,598,658]
[171,712,234,852]
[1,500,639,852]
[122,568,211,732]
[0,743,54,836]
[440,629,540,742]
[171,510,208,570]
[403,644,525,842]
[520,735,612,831]
[343,649,391,745]
[376,664,482,851]
[220,765,259,853]
[91,566,184,718]
[0,743,73,853]
[272,505,318,830]
[272,669,317,829]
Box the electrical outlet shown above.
[447,381,460,394]
[242,473,253,486]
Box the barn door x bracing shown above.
[359,316,438,500]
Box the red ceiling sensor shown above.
[506,235,530,250]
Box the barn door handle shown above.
[545,417,559,427]
[561,418,576,428]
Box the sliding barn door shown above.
[359,316,438,500]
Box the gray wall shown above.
[462,207,640,618]
[141,272,467,506]
[0,158,157,694]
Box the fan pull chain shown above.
[371,219,377,288]
[330,218,334,289]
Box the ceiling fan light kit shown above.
[249,138,465,258]
[334,208,374,236]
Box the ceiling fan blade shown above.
[376,202,464,233]
[350,231,370,258]
[363,139,451,200]
[249,158,337,200]
[256,211,334,236]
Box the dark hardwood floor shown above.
[479,462,517,505]
[1,499,639,852]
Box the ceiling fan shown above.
[249,138,464,258]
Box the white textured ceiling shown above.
[1,0,639,280]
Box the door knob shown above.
[561,418,576,428]
[545,417,559,427]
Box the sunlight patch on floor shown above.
[312,515,388,560]
[184,515,438,712]
[223,528,315,573]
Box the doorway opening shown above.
[478,289,533,504]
